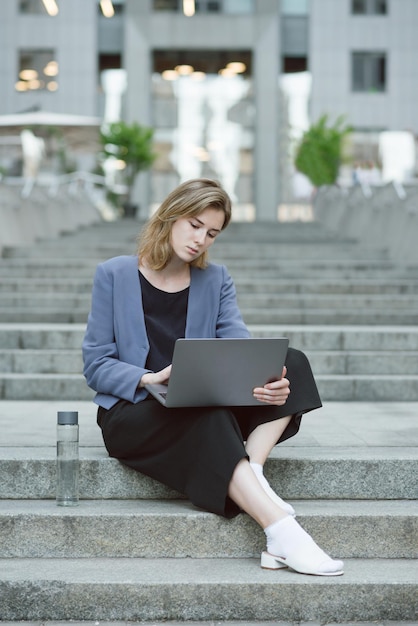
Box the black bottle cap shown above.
[57,411,78,425]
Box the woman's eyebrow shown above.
[194,216,221,232]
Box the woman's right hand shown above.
[139,364,172,388]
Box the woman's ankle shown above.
[250,463,296,517]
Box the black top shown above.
[139,271,189,372]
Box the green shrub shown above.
[100,121,156,204]
[295,114,352,186]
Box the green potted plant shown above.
[100,121,156,216]
[294,114,352,187]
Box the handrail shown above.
[0,171,128,199]
[314,179,418,264]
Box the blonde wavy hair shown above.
[137,178,232,270]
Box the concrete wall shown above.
[0,181,102,255]
[310,0,418,132]
[0,0,98,116]
[124,0,281,220]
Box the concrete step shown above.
[0,265,414,283]
[2,323,418,351]
[0,309,90,323]
[2,446,416,501]
[250,324,418,350]
[0,261,416,286]
[242,309,418,325]
[1,275,418,294]
[1,324,418,400]
[2,371,418,401]
[0,323,86,349]
[0,349,82,373]
[1,348,418,376]
[1,221,416,626]
[240,293,418,309]
[4,291,418,309]
[2,306,418,325]
[0,255,408,272]
[1,557,416,622]
[0,218,364,243]
[1,498,416,559]
[3,240,381,260]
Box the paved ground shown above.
[1,399,417,626]
[1,399,417,449]
[1,621,418,626]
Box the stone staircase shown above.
[0,218,417,623]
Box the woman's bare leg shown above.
[227,458,288,528]
[245,415,292,464]
[227,457,344,576]
[244,416,295,515]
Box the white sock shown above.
[250,462,296,517]
[264,515,313,557]
[264,516,344,574]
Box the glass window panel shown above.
[282,0,309,15]
[19,0,60,14]
[374,0,387,14]
[153,0,255,14]
[195,1,221,12]
[376,55,386,89]
[352,0,387,14]
[352,53,364,90]
[16,49,58,92]
[352,0,366,13]
[153,0,179,10]
[151,49,254,213]
[223,0,254,13]
[352,52,386,92]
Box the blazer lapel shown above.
[186,266,215,338]
[119,256,149,360]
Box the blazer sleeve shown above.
[82,261,150,403]
[216,266,251,338]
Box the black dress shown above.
[97,272,322,518]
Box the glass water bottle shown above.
[56,411,79,506]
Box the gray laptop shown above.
[145,337,289,408]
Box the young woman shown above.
[83,178,343,576]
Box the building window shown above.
[97,1,124,15]
[282,0,309,15]
[352,0,387,15]
[15,50,58,92]
[195,0,220,10]
[153,0,253,12]
[153,0,179,9]
[151,49,254,214]
[352,52,386,92]
[223,0,253,12]
[98,53,122,74]
[283,57,307,73]
[20,0,60,15]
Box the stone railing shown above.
[313,181,418,264]
[0,172,123,255]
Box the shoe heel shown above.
[260,551,287,570]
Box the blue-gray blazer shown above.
[82,255,250,409]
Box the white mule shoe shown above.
[261,548,344,576]
[250,462,296,517]
[263,515,344,577]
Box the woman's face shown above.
[170,207,225,264]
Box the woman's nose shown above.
[194,230,205,244]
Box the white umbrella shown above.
[0,111,101,127]
[0,111,101,150]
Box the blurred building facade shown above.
[0,0,417,218]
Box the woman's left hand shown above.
[253,366,290,406]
